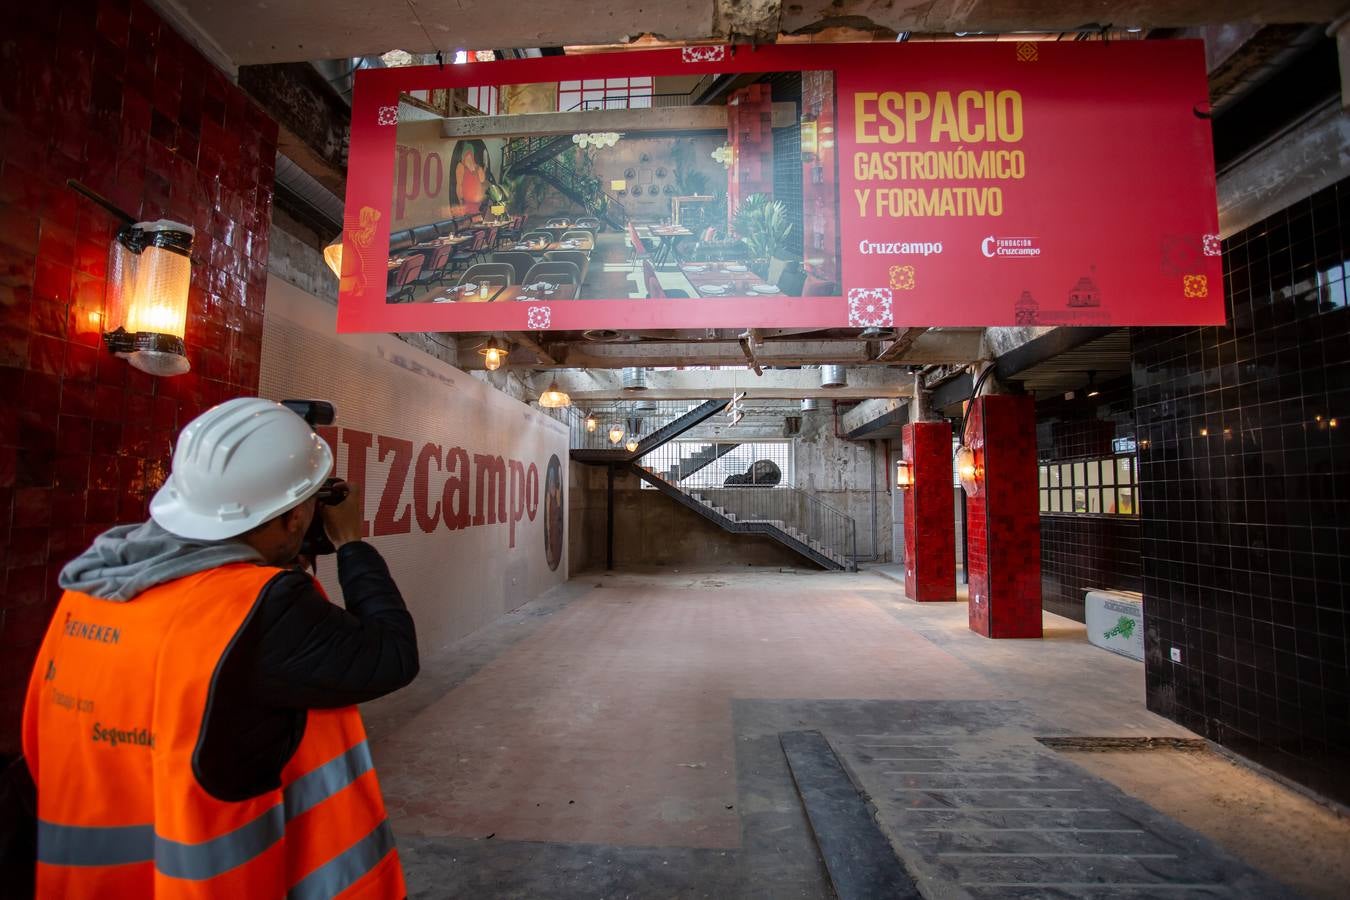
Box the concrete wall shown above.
[569,464,809,571]
[793,411,893,562]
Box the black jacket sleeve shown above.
[194,542,419,801]
[248,541,420,707]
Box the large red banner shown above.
[339,41,1222,334]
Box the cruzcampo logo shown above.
[1103,616,1136,641]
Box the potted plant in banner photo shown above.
[733,193,794,275]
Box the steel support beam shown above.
[528,367,912,401]
[237,63,350,195]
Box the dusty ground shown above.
[364,566,1348,897]
[1064,747,1350,900]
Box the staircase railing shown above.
[530,155,629,229]
[501,136,630,230]
[686,485,858,570]
[501,134,574,176]
[632,466,857,571]
[540,400,722,455]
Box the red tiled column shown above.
[965,395,1042,638]
[902,421,955,601]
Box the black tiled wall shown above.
[1132,179,1349,805]
[1036,376,1142,621]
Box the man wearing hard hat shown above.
[20,397,418,898]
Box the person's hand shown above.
[321,481,365,549]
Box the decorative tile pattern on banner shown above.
[1183,274,1209,298]
[377,105,399,126]
[847,288,893,327]
[1016,42,1039,62]
[526,306,552,329]
[682,46,726,63]
[1202,233,1222,256]
[889,265,916,291]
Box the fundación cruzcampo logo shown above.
[981,236,1041,258]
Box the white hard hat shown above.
[150,397,334,540]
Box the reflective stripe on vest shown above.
[37,740,377,879]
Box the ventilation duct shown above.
[622,367,648,391]
[820,365,847,389]
[800,399,820,412]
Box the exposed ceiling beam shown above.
[875,327,928,362]
[161,0,1347,66]
[237,63,350,195]
[526,367,913,400]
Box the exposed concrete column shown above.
[1330,14,1350,109]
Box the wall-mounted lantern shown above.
[323,236,343,277]
[584,412,599,433]
[955,445,983,496]
[103,219,195,377]
[895,458,914,490]
[711,143,735,169]
[799,114,819,160]
[608,423,626,445]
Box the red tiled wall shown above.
[966,395,1043,638]
[0,0,277,757]
[902,420,955,601]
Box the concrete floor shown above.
[365,567,1345,897]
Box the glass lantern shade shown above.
[103,220,194,376]
[538,379,571,408]
[608,424,625,444]
[895,459,914,489]
[323,238,343,277]
[956,445,983,496]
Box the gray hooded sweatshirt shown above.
[58,520,264,602]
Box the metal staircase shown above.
[661,442,738,483]
[557,398,858,571]
[570,400,727,464]
[502,136,630,231]
[632,466,856,571]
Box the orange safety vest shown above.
[22,562,406,899]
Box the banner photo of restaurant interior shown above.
[337,42,1225,335]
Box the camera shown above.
[281,400,347,558]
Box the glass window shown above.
[1101,460,1115,485]
[1087,463,1099,486]
[1072,462,1085,486]
[1073,488,1087,513]
[1040,490,1050,513]
[1049,466,1060,488]
[1050,490,1061,512]
[1061,488,1072,510]
[559,80,581,90]
[1117,457,1132,485]
[1039,465,1048,488]
[1088,488,1102,514]
[1118,486,1135,515]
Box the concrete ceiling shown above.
[155,0,1342,65]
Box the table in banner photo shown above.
[679,262,781,298]
[646,225,693,267]
[510,237,594,254]
[422,281,579,303]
